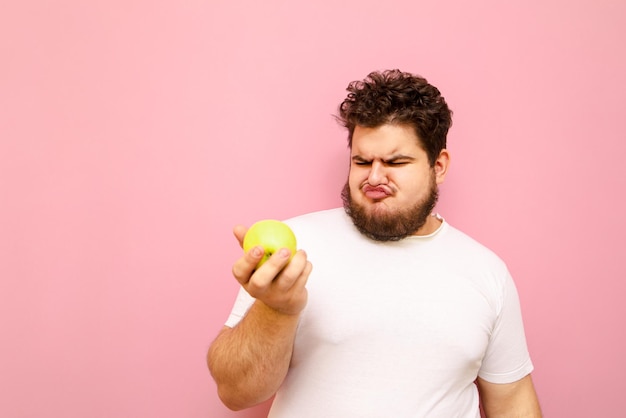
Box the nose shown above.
[368,161,388,185]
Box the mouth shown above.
[362,185,392,200]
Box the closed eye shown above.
[384,157,414,166]
[352,156,372,166]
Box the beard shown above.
[341,176,439,242]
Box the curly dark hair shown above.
[337,69,453,166]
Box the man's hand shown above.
[232,225,312,316]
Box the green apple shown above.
[243,220,298,269]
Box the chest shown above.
[293,244,499,371]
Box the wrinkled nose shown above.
[368,161,388,185]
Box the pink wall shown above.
[1,1,625,417]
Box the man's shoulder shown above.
[283,207,354,244]
[285,207,347,227]
[441,221,507,268]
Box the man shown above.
[208,69,541,417]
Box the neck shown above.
[413,213,442,236]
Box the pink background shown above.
[1,1,625,417]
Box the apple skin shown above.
[243,220,298,269]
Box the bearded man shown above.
[207,69,542,417]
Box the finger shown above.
[231,245,265,285]
[233,225,248,248]
[272,250,311,291]
[246,247,293,293]
[286,259,312,296]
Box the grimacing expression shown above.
[342,124,448,241]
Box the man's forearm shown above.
[207,300,300,411]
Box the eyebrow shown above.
[351,154,416,163]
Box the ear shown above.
[433,149,450,185]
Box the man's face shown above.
[342,124,449,241]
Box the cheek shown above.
[348,168,365,188]
[395,171,429,194]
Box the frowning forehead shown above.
[350,124,426,162]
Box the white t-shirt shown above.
[225,208,533,418]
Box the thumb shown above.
[233,225,248,248]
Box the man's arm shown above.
[477,374,542,417]
[208,302,300,410]
[207,225,312,411]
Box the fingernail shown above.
[279,248,290,258]
[252,246,263,257]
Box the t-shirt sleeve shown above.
[478,269,534,383]
[224,286,256,328]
